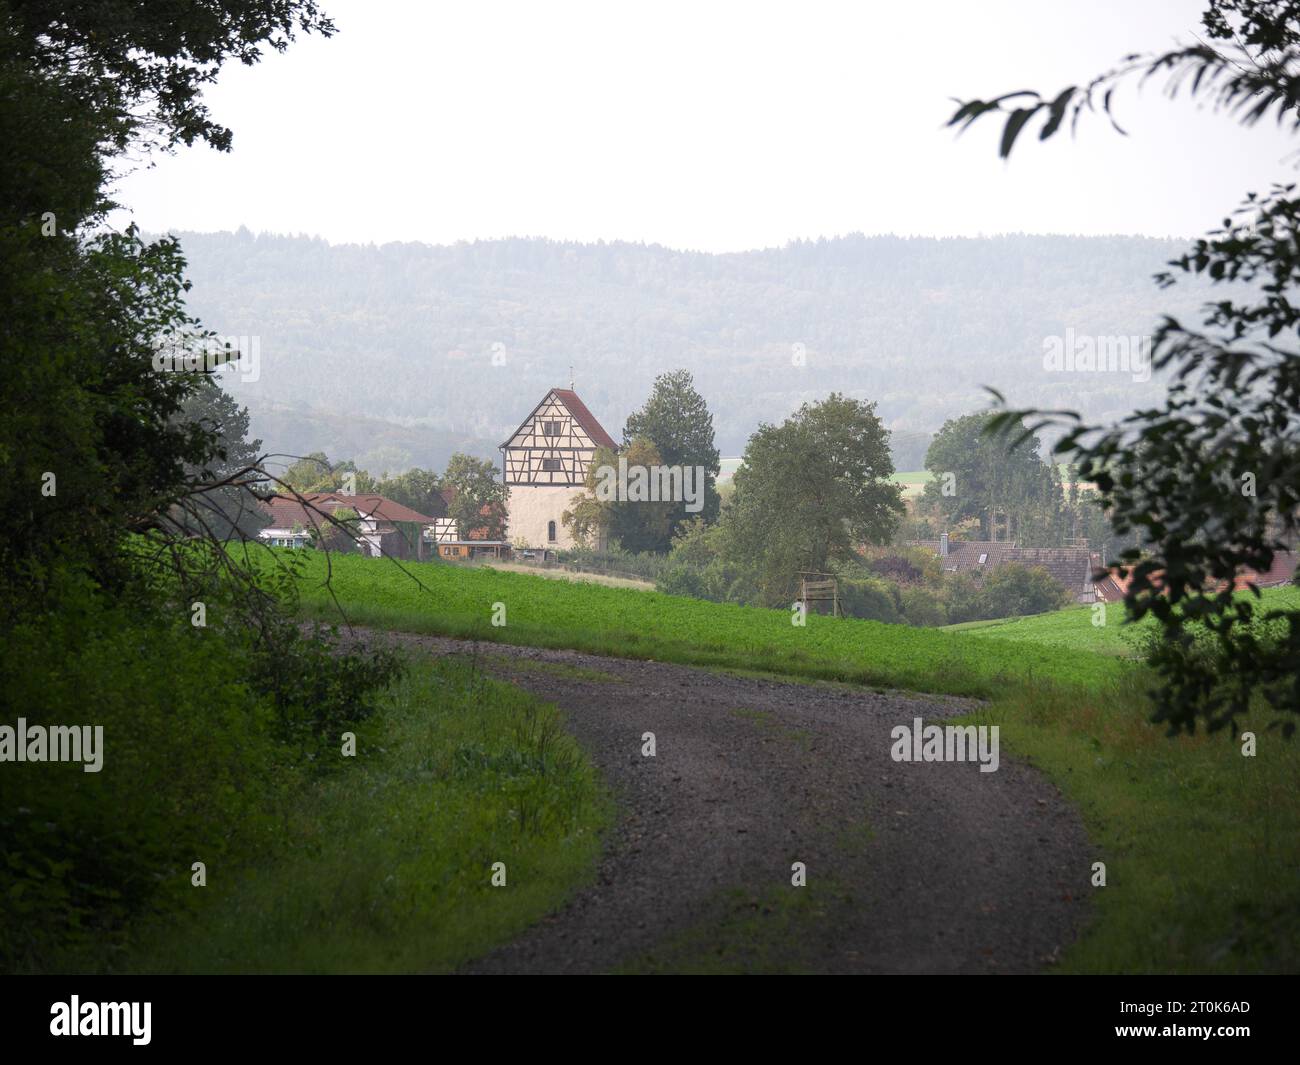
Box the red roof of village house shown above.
[552,388,618,450]
[261,492,441,530]
[1093,550,1297,601]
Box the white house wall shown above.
[506,484,584,550]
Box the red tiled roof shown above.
[909,540,1095,593]
[261,492,441,529]
[1093,550,1296,601]
[552,388,617,450]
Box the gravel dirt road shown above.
[362,630,1091,974]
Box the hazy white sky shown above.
[111,0,1300,251]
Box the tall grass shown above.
[105,656,611,973]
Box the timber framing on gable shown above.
[499,388,614,487]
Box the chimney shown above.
[940,531,949,558]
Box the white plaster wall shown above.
[506,485,584,549]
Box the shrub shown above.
[838,577,902,623]
[900,585,949,627]
[0,560,402,972]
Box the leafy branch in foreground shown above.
[962,1,1300,735]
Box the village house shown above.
[499,386,617,556]
[1093,549,1298,602]
[258,492,441,560]
[910,533,1098,603]
[425,486,511,560]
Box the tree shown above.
[972,565,1072,622]
[563,445,617,547]
[372,467,443,517]
[953,0,1300,733]
[922,412,1064,544]
[174,380,269,539]
[724,393,904,605]
[312,507,361,554]
[443,453,507,540]
[0,0,406,968]
[563,438,676,552]
[622,369,722,540]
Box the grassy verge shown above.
[961,673,1300,972]
[107,655,610,974]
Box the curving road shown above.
[369,632,1091,974]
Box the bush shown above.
[838,577,902,623]
[947,564,1071,624]
[657,564,708,600]
[899,585,949,627]
[0,561,402,972]
[557,545,670,583]
[978,564,1072,619]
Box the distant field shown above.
[479,561,655,591]
[717,457,743,484]
[889,470,933,500]
[948,586,1300,659]
[946,601,1149,658]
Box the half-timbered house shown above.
[499,387,617,552]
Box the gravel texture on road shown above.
[359,630,1091,974]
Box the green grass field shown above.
[945,601,1151,657]
[947,586,1300,659]
[263,550,1300,973]
[103,656,610,974]
[272,550,1126,697]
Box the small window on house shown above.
[978,553,988,565]
[547,520,557,542]
[542,457,563,471]
[542,420,562,437]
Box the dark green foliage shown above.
[948,565,1073,624]
[898,585,949,627]
[175,379,271,539]
[560,544,672,583]
[443,452,507,540]
[372,468,444,517]
[0,0,398,971]
[725,393,904,605]
[836,578,903,623]
[0,565,400,970]
[622,369,722,541]
[562,439,677,553]
[868,554,925,584]
[923,413,1063,543]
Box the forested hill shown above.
[171,229,1207,474]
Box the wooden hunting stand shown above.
[797,571,841,618]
